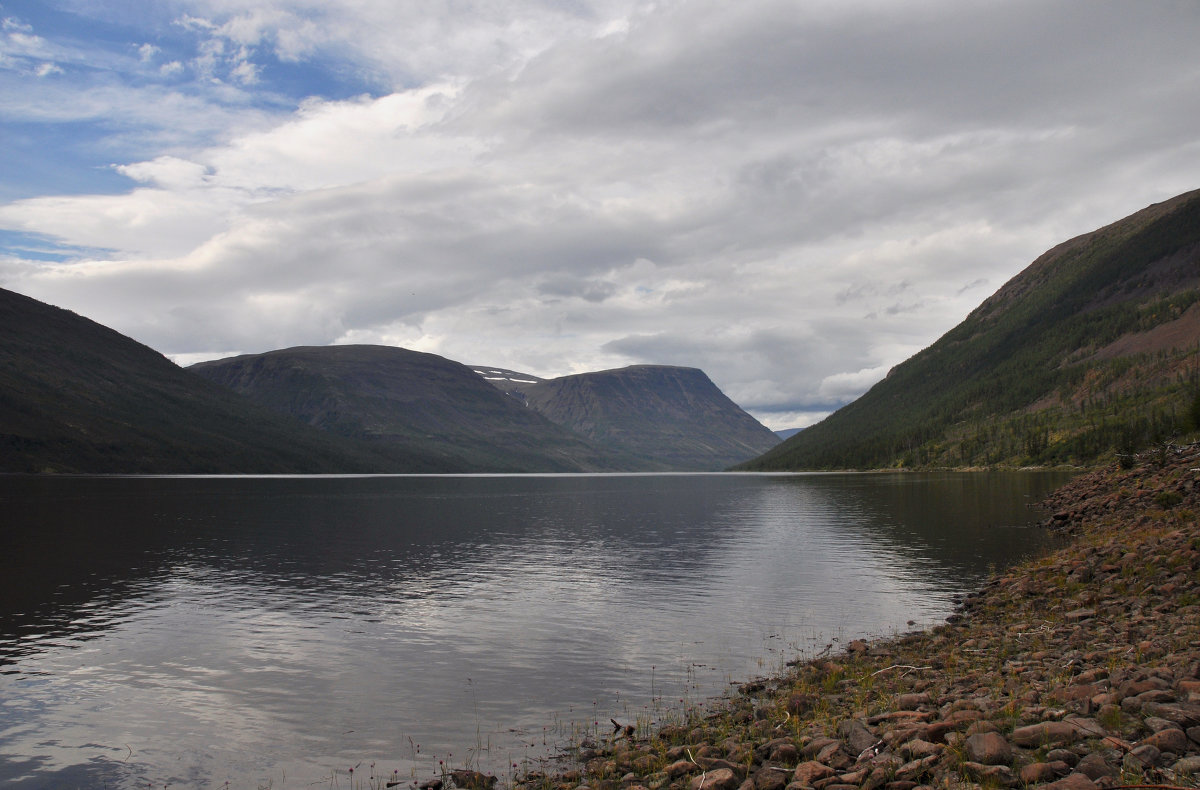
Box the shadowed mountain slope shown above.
[0,288,400,473]
[739,188,1200,470]
[482,364,780,471]
[193,346,653,472]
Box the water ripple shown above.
[0,471,1070,789]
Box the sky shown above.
[2,0,1199,431]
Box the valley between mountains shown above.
[2,188,1199,474]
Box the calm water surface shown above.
[0,472,1071,789]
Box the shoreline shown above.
[501,445,1200,790]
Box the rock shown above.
[799,738,839,759]
[632,756,658,774]
[1124,744,1161,770]
[1074,753,1116,780]
[1064,717,1108,739]
[696,759,746,780]
[964,731,1012,765]
[1143,701,1200,726]
[790,762,834,787]
[965,719,1000,735]
[942,708,983,728]
[1011,721,1078,748]
[1043,773,1099,790]
[814,742,851,770]
[1045,749,1079,767]
[1054,684,1104,703]
[836,720,878,756]
[898,739,940,759]
[1143,715,1179,732]
[861,765,892,790]
[1019,762,1070,784]
[1141,726,1189,753]
[1172,756,1200,775]
[769,743,798,764]
[895,693,930,710]
[666,760,699,779]
[786,694,815,716]
[752,767,789,790]
[451,770,497,790]
[922,721,953,743]
[960,762,1015,786]
[689,768,739,790]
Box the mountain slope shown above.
[740,188,1200,471]
[503,364,780,470]
[0,288,400,473]
[192,346,652,472]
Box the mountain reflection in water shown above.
[0,471,1070,789]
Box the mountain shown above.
[739,188,1200,471]
[774,428,803,441]
[192,346,651,472]
[0,288,400,473]
[478,364,780,470]
[469,366,546,407]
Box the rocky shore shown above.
[504,444,1200,790]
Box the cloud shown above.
[4,0,1200,432]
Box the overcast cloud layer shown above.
[2,0,1199,429]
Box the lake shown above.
[0,471,1071,789]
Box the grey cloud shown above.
[7,0,1200,430]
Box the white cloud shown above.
[4,0,1200,427]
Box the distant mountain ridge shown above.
[0,288,398,473]
[191,346,652,473]
[740,188,1200,471]
[0,282,776,473]
[476,364,780,470]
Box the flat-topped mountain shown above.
[740,188,1200,470]
[0,288,398,473]
[192,345,652,472]
[478,364,780,470]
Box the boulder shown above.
[960,762,1015,787]
[896,693,930,710]
[1019,762,1071,784]
[1141,726,1189,753]
[1074,753,1116,780]
[450,770,497,790]
[1172,756,1200,775]
[689,768,740,790]
[837,720,878,756]
[1042,773,1099,790]
[790,761,834,787]
[1124,744,1161,770]
[1011,721,1077,748]
[965,731,1012,765]
[752,767,789,790]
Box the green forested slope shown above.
[739,189,1200,471]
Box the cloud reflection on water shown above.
[0,471,1071,788]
